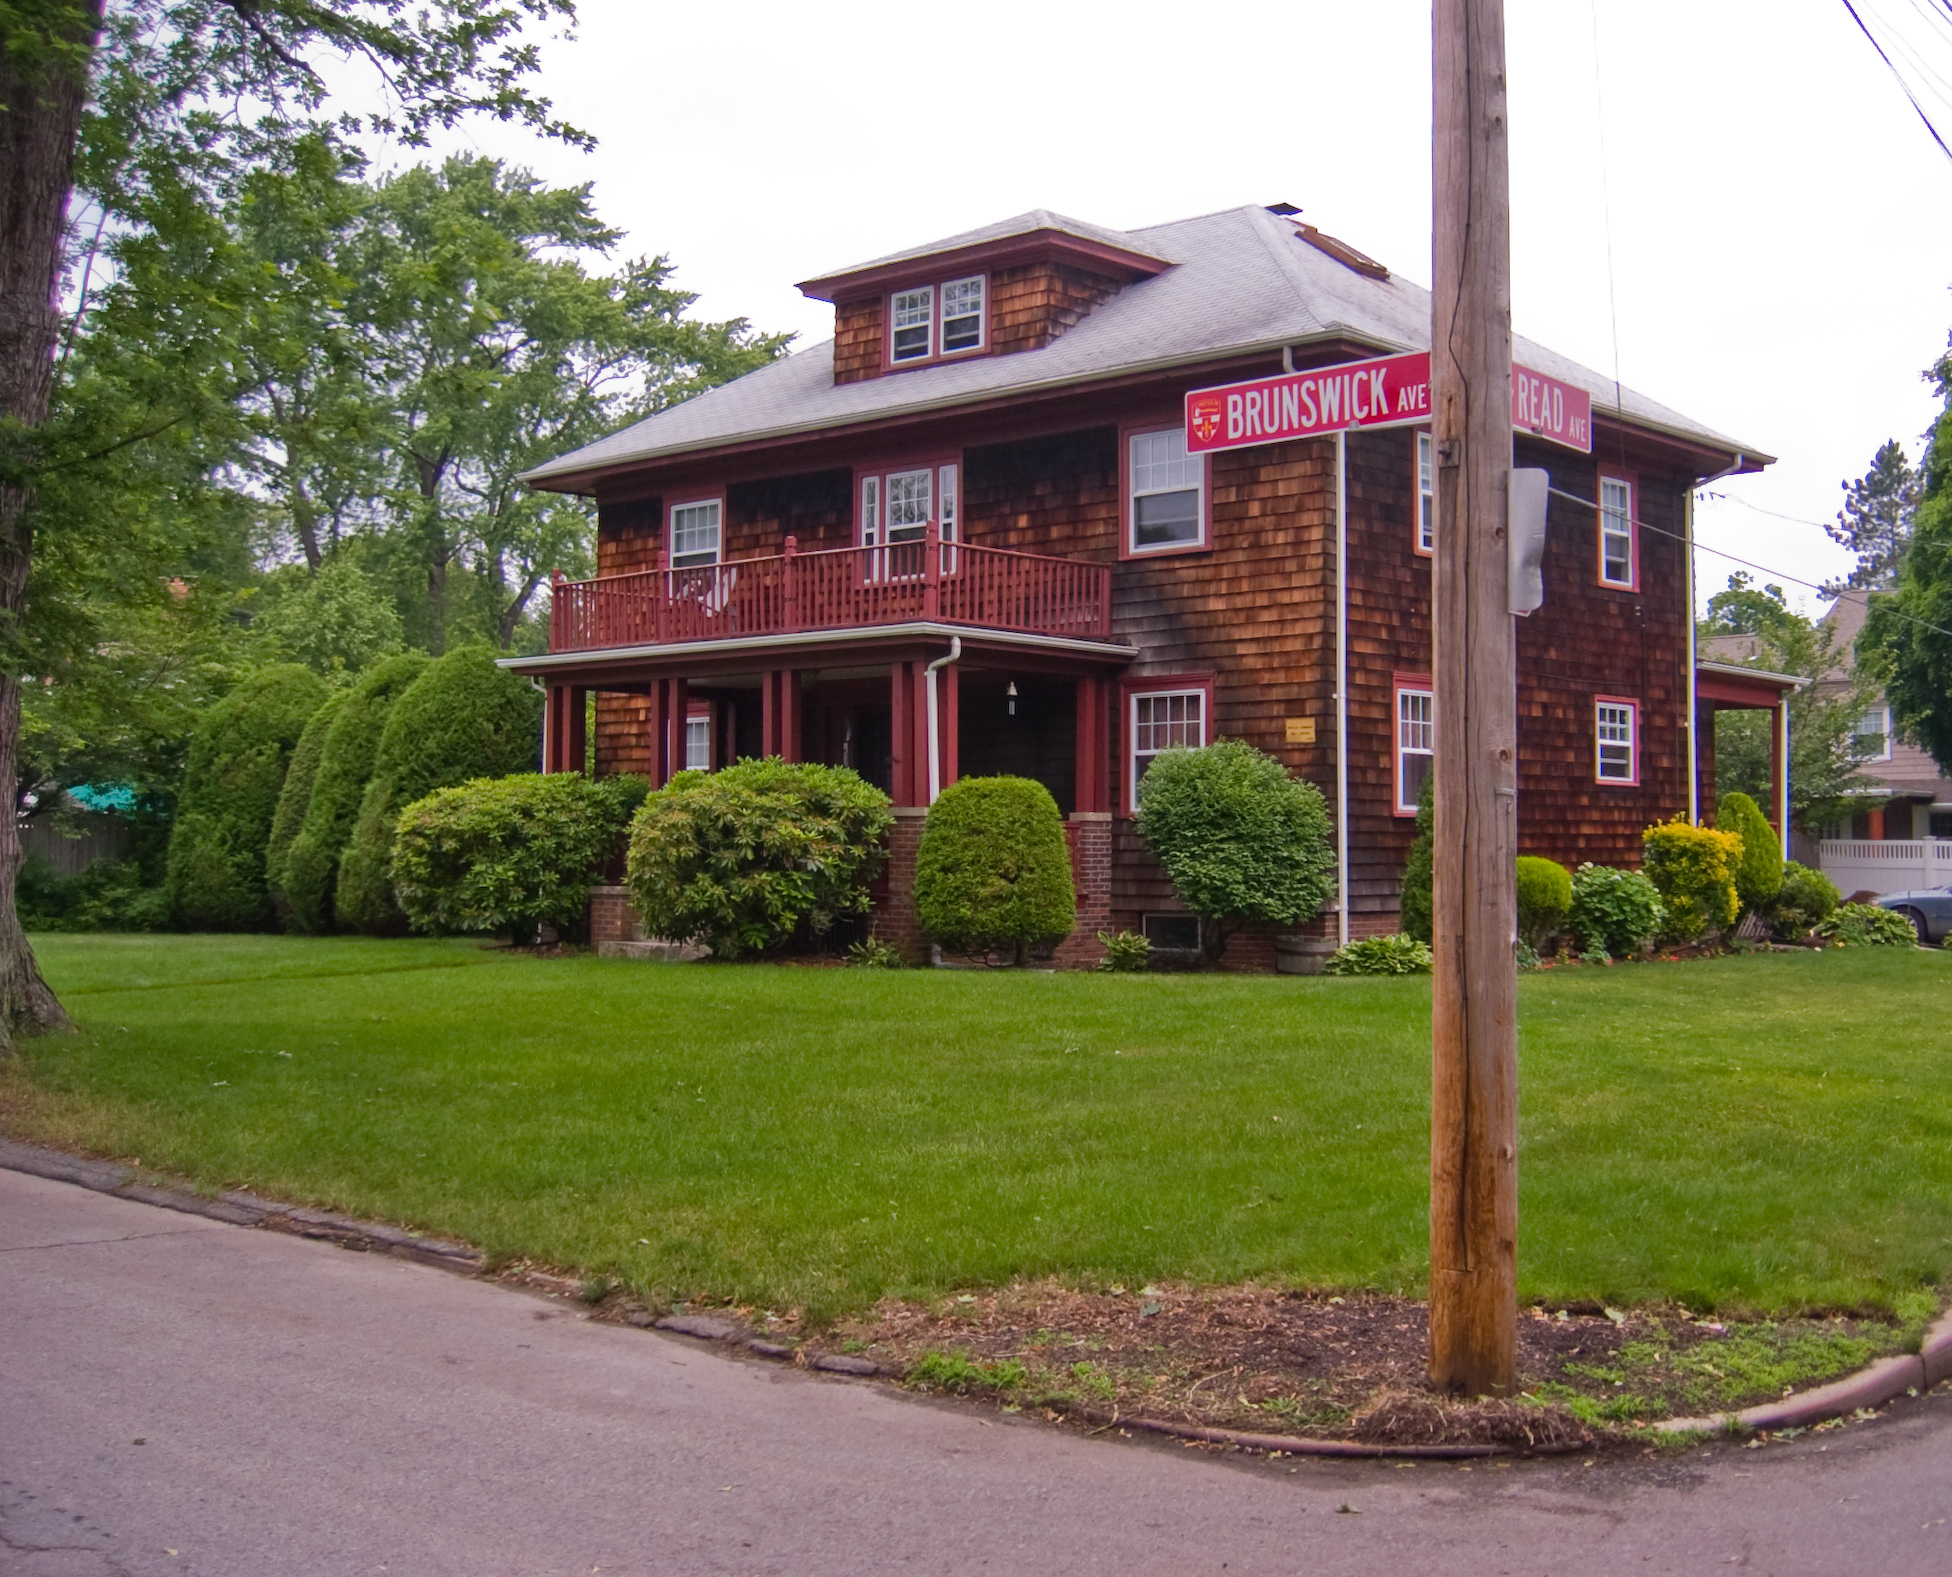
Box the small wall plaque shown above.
[1284,717,1316,745]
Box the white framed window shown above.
[1599,475,1635,588]
[890,286,934,362]
[1129,685,1207,812]
[1415,431,1435,554]
[684,715,711,772]
[940,276,985,353]
[884,468,932,543]
[1854,705,1893,761]
[668,499,721,569]
[1127,428,1206,553]
[858,464,959,546]
[1596,698,1638,784]
[1394,681,1434,814]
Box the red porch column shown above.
[667,676,690,774]
[761,669,803,761]
[566,686,587,776]
[542,685,567,773]
[1770,698,1789,842]
[890,661,920,807]
[1695,701,1717,824]
[645,681,670,788]
[1073,675,1111,814]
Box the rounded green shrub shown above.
[1136,738,1335,963]
[1399,772,1434,944]
[280,651,430,933]
[1568,862,1666,959]
[1515,855,1572,951]
[1716,791,1783,913]
[164,664,330,930]
[1642,819,1743,942]
[1323,933,1432,975]
[1815,901,1917,947]
[915,776,1075,963]
[336,646,542,934]
[266,687,349,922]
[1768,861,1841,941]
[392,772,646,944]
[625,757,893,959]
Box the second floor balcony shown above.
[549,528,1112,653]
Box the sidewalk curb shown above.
[4,1135,1943,1450]
[0,1138,481,1271]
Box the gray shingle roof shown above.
[797,208,1172,291]
[526,204,1766,489]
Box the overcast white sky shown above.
[426,0,1952,614]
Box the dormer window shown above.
[886,276,986,366]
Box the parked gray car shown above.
[1873,885,1952,945]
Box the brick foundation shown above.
[589,886,644,946]
[1052,814,1113,969]
[872,809,931,962]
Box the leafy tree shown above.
[253,557,405,676]
[1697,573,1885,830]
[1825,439,1919,593]
[915,776,1075,964]
[0,0,582,1046]
[336,644,541,932]
[164,662,328,929]
[1135,739,1335,964]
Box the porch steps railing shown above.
[550,529,1112,653]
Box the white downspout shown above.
[925,636,961,804]
[1335,430,1350,947]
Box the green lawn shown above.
[4,935,1948,1321]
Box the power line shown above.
[1842,0,1952,164]
[1545,483,1952,643]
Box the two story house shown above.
[509,204,1768,964]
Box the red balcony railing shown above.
[549,530,1112,652]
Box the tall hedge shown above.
[336,646,543,934]
[1716,791,1783,914]
[280,651,430,934]
[164,664,331,930]
[266,687,349,923]
[1135,738,1335,963]
[915,776,1076,963]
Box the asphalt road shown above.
[4,1168,1950,1576]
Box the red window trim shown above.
[1119,672,1215,816]
[852,453,963,546]
[1594,694,1641,787]
[1412,428,1434,559]
[879,273,993,372]
[1392,670,1434,818]
[1118,418,1212,562]
[1595,467,1640,592]
[667,490,727,568]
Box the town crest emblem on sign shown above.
[1188,396,1223,445]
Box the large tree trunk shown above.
[0,2,106,1050]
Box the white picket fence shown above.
[1816,839,1952,899]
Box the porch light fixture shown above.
[1007,681,1018,716]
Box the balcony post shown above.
[782,534,800,632]
[653,545,668,647]
[924,518,941,621]
[549,568,566,650]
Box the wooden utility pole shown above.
[1429,0,1519,1396]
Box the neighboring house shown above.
[509,205,1768,963]
[1809,591,1952,897]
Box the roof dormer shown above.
[798,210,1171,386]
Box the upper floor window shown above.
[859,462,959,570]
[1415,431,1434,554]
[1596,697,1638,784]
[1126,427,1207,555]
[1854,705,1893,762]
[887,275,986,365]
[669,498,722,568]
[1599,474,1636,588]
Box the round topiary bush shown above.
[1515,855,1572,952]
[1768,860,1841,941]
[335,645,543,934]
[624,757,893,959]
[1568,862,1666,959]
[1136,738,1335,963]
[266,686,349,924]
[164,664,331,930]
[280,651,430,934]
[392,772,648,944]
[1716,791,1783,915]
[1400,772,1434,944]
[1641,818,1743,942]
[915,776,1076,964]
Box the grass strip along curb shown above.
[5,1135,1945,1458]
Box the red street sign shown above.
[1185,351,1593,455]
